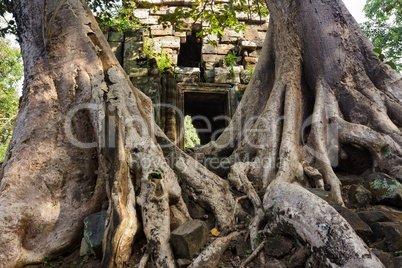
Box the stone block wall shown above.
[105,1,268,88]
[127,0,268,85]
[104,1,269,147]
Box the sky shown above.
[343,0,368,23]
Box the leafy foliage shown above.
[225,50,237,74]
[156,50,172,71]
[143,38,173,71]
[89,0,142,32]
[86,0,119,12]
[0,2,16,37]
[361,0,402,72]
[184,115,200,148]
[88,0,269,40]
[246,62,255,79]
[156,0,268,41]
[371,47,398,72]
[0,37,22,162]
[1,0,268,40]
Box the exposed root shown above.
[339,75,402,144]
[226,162,268,250]
[338,119,402,180]
[137,177,175,267]
[170,201,192,227]
[249,213,266,251]
[102,66,188,266]
[385,97,402,127]
[240,240,266,268]
[309,79,344,205]
[138,253,149,268]
[188,232,242,268]
[228,162,262,212]
[233,196,248,221]
[303,163,324,189]
[233,82,285,189]
[174,155,235,229]
[156,129,235,229]
[264,182,384,267]
[102,111,138,268]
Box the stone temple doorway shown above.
[177,83,238,149]
[184,92,228,145]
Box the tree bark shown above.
[0,0,400,267]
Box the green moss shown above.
[369,178,397,199]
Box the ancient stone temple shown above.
[104,0,268,148]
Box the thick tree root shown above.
[233,81,285,189]
[101,67,186,267]
[188,232,242,268]
[227,162,266,250]
[102,122,138,268]
[303,163,324,189]
[338,119,402,181]
[138,253,149,268]
[249,213,266,251]
[385,97,402,127]
[228,162,262,212]
[137,179,175,268]
[156,129,235,230]
[264,182,384,267]
[308,79,344,205]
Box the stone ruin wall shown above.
[104,0,268,147]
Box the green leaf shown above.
[373,47,382,54]
[385,61,397,70]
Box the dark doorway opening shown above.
[178,30,202,67]
[184,92,228,145]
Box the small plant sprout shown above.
[225,51,237,75]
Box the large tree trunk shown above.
[0,0,400,267]
[0,0,233,267]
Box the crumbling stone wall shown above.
[104,0,268,146]
[130,0,268,84]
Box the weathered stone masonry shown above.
[104,0,268,148]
